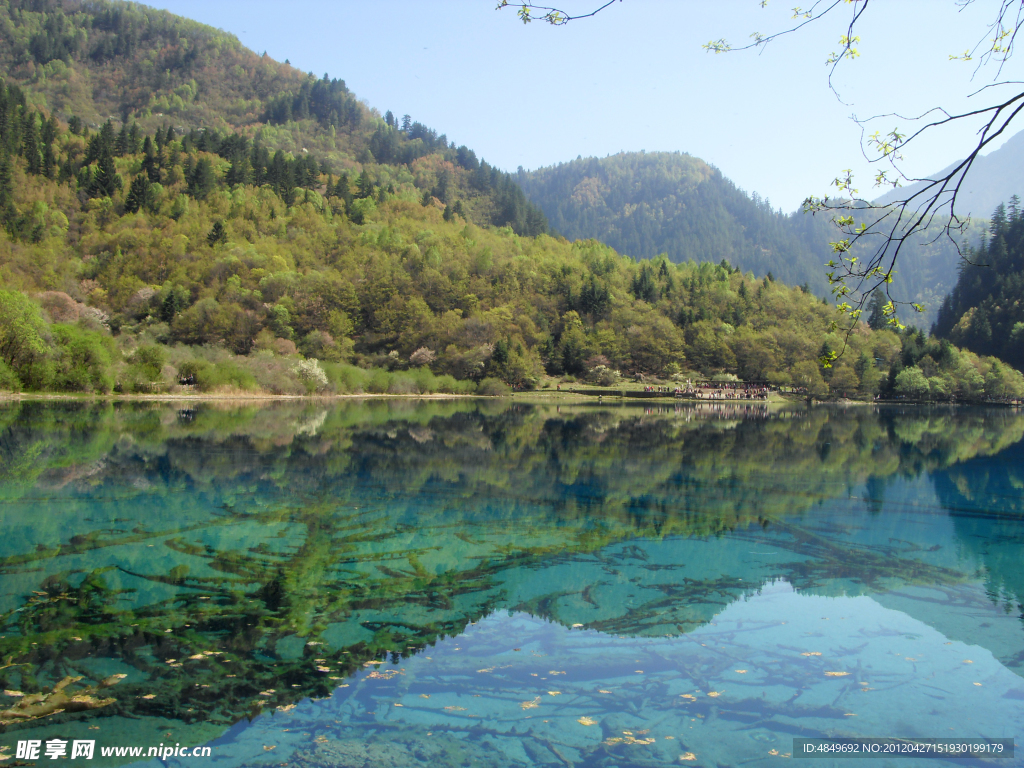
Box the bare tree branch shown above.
[495,1,621,26]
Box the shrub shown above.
[292,358,329,393]
[0,289,51,389]
[178,359,257,392]
[409,347,437,366]
[125,343,167,392]
[0,360,20,391]
[408,366,438,394]
[366,368,392,394]
[51,325,114,392]
[387,373,418,395]
[323,363,371,394]
[476,377,511,396]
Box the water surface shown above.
[0,400,1022,766]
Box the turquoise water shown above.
[0,401,1022,766]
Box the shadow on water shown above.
[0,400,1023,765]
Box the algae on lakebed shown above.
[0,401,1023,765]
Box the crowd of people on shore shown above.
[640,381,771,400]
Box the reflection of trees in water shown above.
[0,401,1022,731]
[932,438,1024,633]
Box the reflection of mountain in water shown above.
[1,401,1023,745]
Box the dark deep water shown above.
[0,400,1022,767]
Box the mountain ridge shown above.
[521,151,997,330]
[873,128,1024,218]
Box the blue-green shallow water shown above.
[0,400,1023,767]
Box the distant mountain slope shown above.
[0,0,547,235]
[933,206,1024,369]
[873,128,1024,218]
[520,151,984,328]
[518,152,829,293]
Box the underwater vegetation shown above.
[0,400,1022,749]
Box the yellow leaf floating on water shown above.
[707,691,722,697]
[680,752,697,761]
[444,706,466,711]
[599,689,611,694]
[801,652,822,657]
[420,694,430,698]
[735,670,747,674]
[547,691,561,696]
[577,716,597,726]
[769,749,780,756]
[367,669,402,680]
[604,735,656,746]
[963,660,973,664]
[141,694,156,700]
[680,694,697,701]
[4,691,24,697]
[262,746,275,752]
[520,697,541,710]
[824,672,849,677]
[973,682,982,686]
[278,704,296,712]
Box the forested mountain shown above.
[933,201,1024,369]
[0,0,547,236]
[874,128,1024,219]
[519,152,982,327]
[0,0,1019,401]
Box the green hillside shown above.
[934,202,1024,369]
[0,0,1019,401]
[519,152,983,327]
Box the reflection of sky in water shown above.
[2,403,1024,767]
[156,583,1024,768]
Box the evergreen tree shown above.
[116,123,130,156]
[124,175,150,213]
[188,157,216,200]
[0,154,15,232]
[21,114,40,175]
[207,220,228,246]
[867,290,887,330]
[88,149,121,198]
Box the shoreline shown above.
[1,391,1017,407]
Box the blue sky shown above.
[146,0,1021,213]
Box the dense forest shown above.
[934,199,1024,370]
[519,152,983,328]
[0,0,1020,401]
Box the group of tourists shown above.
[676,381,771,400]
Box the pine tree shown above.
[116,123,130,156]
[867,290,887,330]
[188,157,216,201]
[21,114,40,174]
[89,149,122,198]
[0,154,15,232]
[207,220,228,246]
[124,174,150,213]
[355,171,373,199]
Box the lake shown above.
[1,400,1022,767]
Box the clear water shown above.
[0,400,1022,767]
